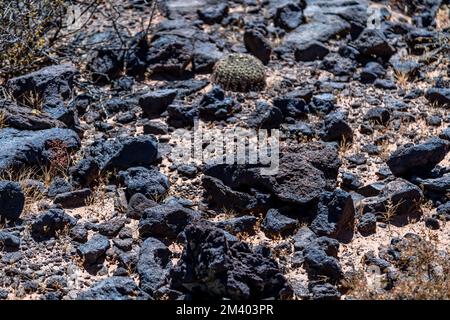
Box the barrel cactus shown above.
[211,53,266,92]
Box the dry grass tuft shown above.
[45,139,72,178]
[345,231,450,300]
[20,90,45,111]
[338,136,353,158]
[0,167,45,213]
[436,5,450,31]
[389,0,421,15]
[393,70,411,88]
[0,110,6,129]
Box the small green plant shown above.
[212,53,266,92]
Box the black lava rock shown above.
[0,128,80,173]
[70,225,88,243]
[425,88,450,107]
[247,100,283,129]
[310,93,336,114]
[198,86,234,121]
[215,215,258,235]
[295,41,329,62]
[139,89,177,118]
[364,107,390,125]
[303,246,343,283]
[358,178,423,217]
[98,218,126,237]
[320,112,353,142]
[374,79,397,90]
[127,193,157,220]
[6,64,78,125]
[137,237,172,295]
[139,204,201,240]
[424,217,440,230]
[167,103,198,128]
[273,93,309,118]
[261,209,298,239]
[177,164,198,178]
[53,188,92,208]
[87,50,123,83]
[244,28,272,65]
[357,213,377,236]
[0,181,25,221]
[386,137,450,177]
[31,209,77,240]
[434,201,450,220]
[77,234,110,266]
[47,177,72,198]
[118,166,169,200]
[310,189,355,241]
[351,28,395,61]
[197,4,228,24]
[69,157,100,187]
[170,221,291,299]
[274,3,305,31]
[77,277,149,300]
[341,172,362,191]
[0,231,21,252]
[310,283,341,300]
[87,135,159,171]
[360,62,385,84]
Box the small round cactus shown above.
[212,53,266,92]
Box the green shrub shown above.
[0,0,67,81]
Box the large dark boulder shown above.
[0,100,65,130]
[387,138,449,177]
[310,189,355,241]
[0,181,25,221]
[77,277,149,300]
[137,237,172,295]
[0,128,80,173]
[351,28,395,61]
[6,64,79,126]
[77,234,110,266]
[425,88,450,107]
[170,221,291,300]
[139,204,201,240]
[118,166,169,200]
[31,209,77,240]
[87,135,159,171]
[138,89,178,118]
[202,142,341,210]
[358,178,423,217]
